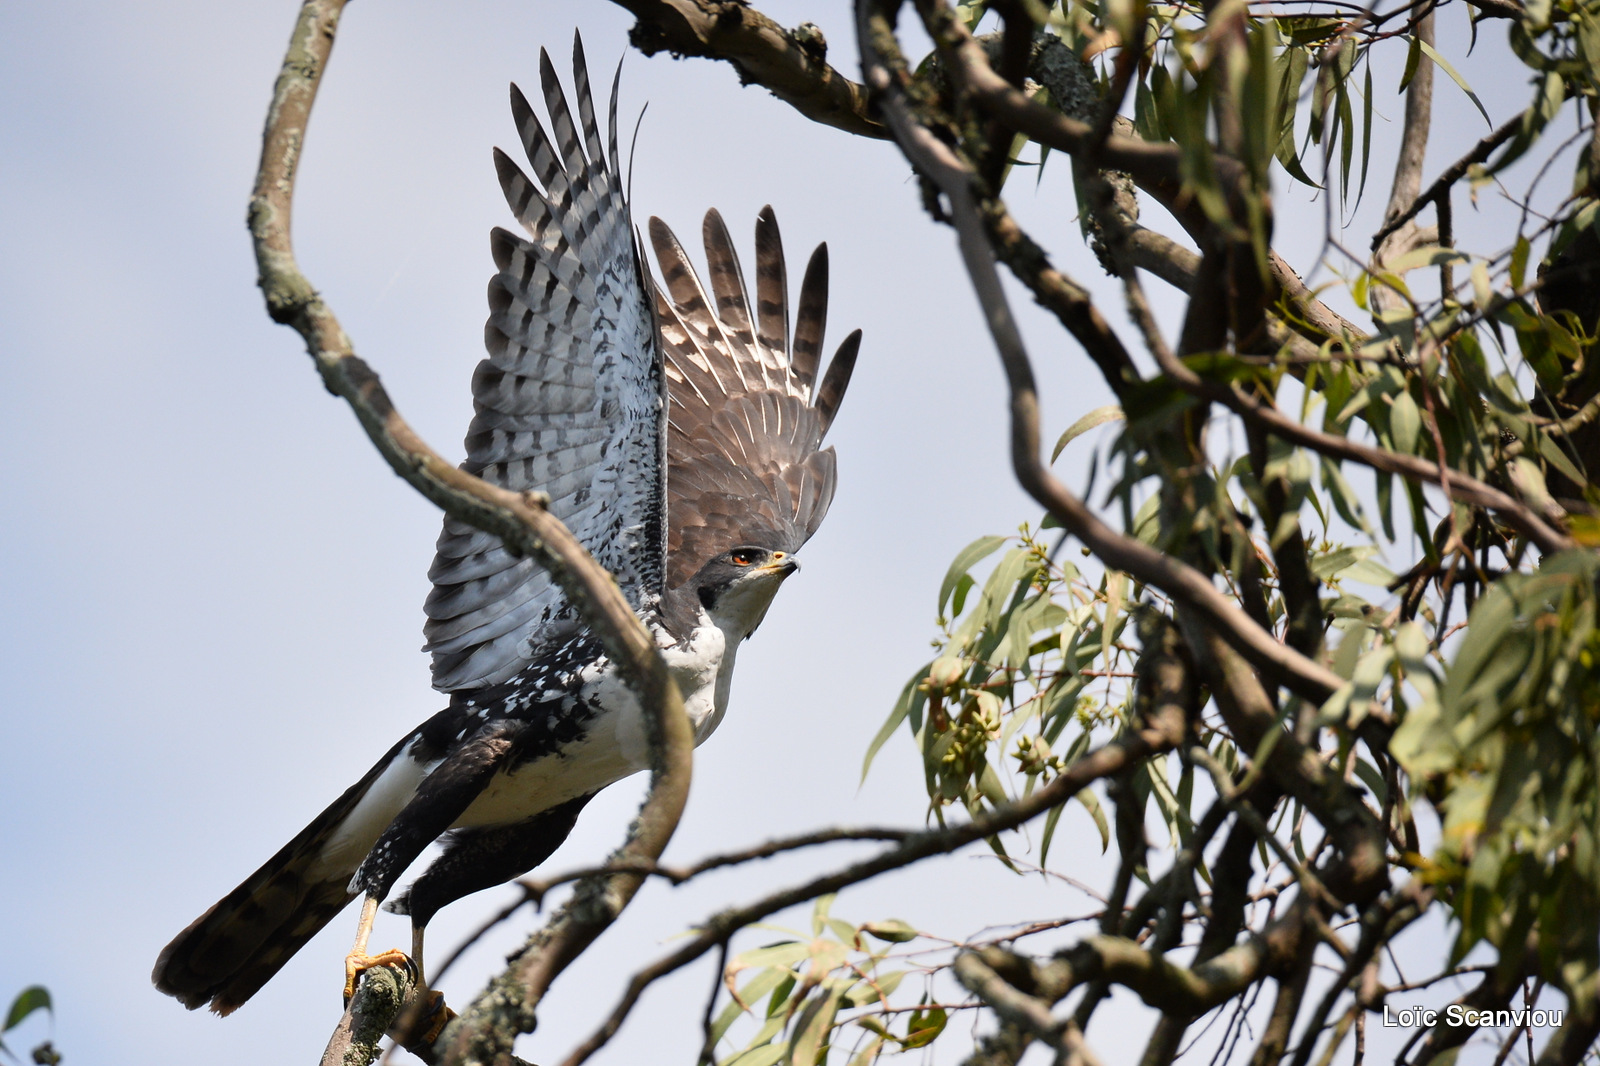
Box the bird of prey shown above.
[153,35,858,1024]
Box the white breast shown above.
[450,616,737,831]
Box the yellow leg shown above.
[390,923,459,1052]
[412,924,427,988]
[342,896,415,1002]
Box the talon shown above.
[396,989,458,1053]
[343,948,417,1002]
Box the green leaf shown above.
[767,973,798,1018]
[713,967,793,1045]
[1535,430,1588,489]
[847,1036,886,1066]
[789,983,846,1066]
[938,536,1008,617]
[724,1042,789,1066]
[1039,797,1067,868]
[957,1,989,31]
[1077,787,1111,852]
[1390,390,1421,454]
[811,894,836,936]
[1336,77,1354,199]
[2,989,49,1035]
[860,920,919,944]
[1418,39,1490,126]
[1321,457,1374,534]
[1358,61,1373,202]
[1353,757,1388,805]
[1511,235,1532,290]
[733,942,811,971]
[843,971,905,1008]
[1398,31,1422,91]
[1387,245,1471,274]
[1470,260,1493,309]
[1052,405,1124,462]
[903,1003,948,1049]
[861,673,926,782]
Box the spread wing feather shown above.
[651,207,860,590]
[425,35,662,692]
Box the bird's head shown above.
[690,546,800,640]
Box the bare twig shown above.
[517,826,915,902]
[554,711,1189,1066]
[1370,113,1524,250]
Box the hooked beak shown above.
[757,552,800,577]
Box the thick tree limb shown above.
[952,953,1068,1049]
[318,963,413,1066]
[1373,5,1435,277]
[1037,923,1304,1017]
[953,952,1105,1066]
[609,0,886,138]
[250,5,693,1062]
[982,200,1142,398]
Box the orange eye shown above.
[731,550,755,566]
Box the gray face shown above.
[692,546,800,638]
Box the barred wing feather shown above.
[650,208,860,590]
[425,37,663,692]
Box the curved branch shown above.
[249,5,693,1061]
[951,954,1071,1055]
[916,3,1371,390]
[982,201,1142,398]
[609,0,886,138]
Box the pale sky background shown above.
[0,2,1561,1064]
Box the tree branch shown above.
[518,826,914,902]
[250,5,693,1060]
[860,0,1348,707]
[555,712,1188,1066]
[1374,4,1435,275]
[1370,112,1523,251]
[318,963,414,1066]
[608,0,886,138]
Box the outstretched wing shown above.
[650,208,860,590]
[425,36,663,692]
